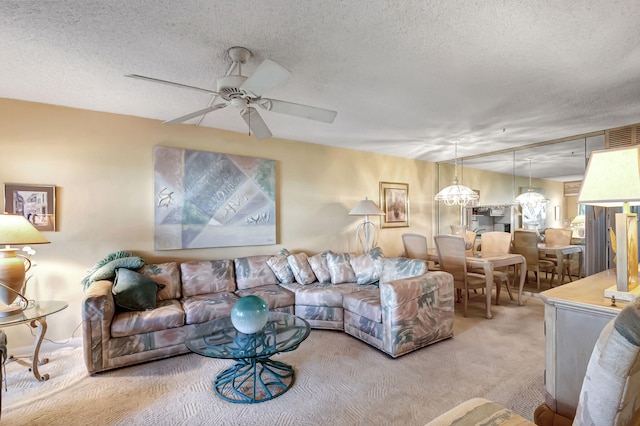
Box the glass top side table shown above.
[0,300,68,381]
[186,311,310,404]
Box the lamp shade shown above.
[578,146,640,207]
[571,214,585,225]
[348,198,385,216]
[0,213,50,246]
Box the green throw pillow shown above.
[112,268,164,311]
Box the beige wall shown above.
[0,98,571,349]
[0,99,438,348]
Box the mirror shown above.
[436,135,605,236]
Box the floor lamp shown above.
[578,146,640,302]
[0,213,50,316]
[349,197,385,254]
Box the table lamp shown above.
[0,213,50,316]
[349,197,385,253]
[578,146,640,301]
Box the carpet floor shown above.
[2,293,545,426]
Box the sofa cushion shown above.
[112,268,165,311]
[350,247,384,285]
[326,252,356,284]
[342,285,382,322]
[180,259,235,297]
[236,284,295,310]
[266,253,295,284]
[293,282,361,307]
[111,299,185,338]
[139,262,182,301]
[287,253,317,285]
[182,292,239,325]
[234,255,279,290]
[380,257,428,284]
[308,250,333,283]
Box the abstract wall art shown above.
[153,146,276,250]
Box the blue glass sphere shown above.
[230,296,269,334]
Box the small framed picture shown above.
[379,181,409,228]
[3,183,56,231]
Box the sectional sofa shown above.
[82,248,455,374]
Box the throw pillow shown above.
[267,252,295,284]
[287,253,317,285]
[308,250,333,283]
[87,256,147,287]
[350,247,384,285]
[326,252,356,284]
[112,268,165,311]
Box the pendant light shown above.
[513,159,549,208]
[435,142,479,206]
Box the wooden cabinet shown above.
[539,269,622,419]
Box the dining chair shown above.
[543,228,573,283]
[402,233,428,259]
[476,231,513,302]
[402,233,439,270]
[513,230,556,290]
[465,230,477,253]
[434,235,487,317]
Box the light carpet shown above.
[2,295,545,426]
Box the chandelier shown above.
[513,159,548,209]
[435,142,479,206]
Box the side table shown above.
[538,270,621,419]
[0,300,68,381]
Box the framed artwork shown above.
[153,146,276,250]
[379,181,409,228]
[3,183,56,231]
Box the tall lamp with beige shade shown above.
[349,197,385,254]
[0,213,50,316]
[578,146,640,301]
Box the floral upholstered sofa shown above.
[82,248,454,374]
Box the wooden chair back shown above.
[513,230,541,268]
[544,228,572,245]
[402,233,429,260]
[480,231,511,254]
[434,235,468,282]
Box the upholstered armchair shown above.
[426,298,640,425]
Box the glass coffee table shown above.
[185,312,310,404]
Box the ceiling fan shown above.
[126,46,337,140]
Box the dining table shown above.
[537,243,584,286]
[426,249,527,319]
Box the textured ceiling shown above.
[2,1,640,176]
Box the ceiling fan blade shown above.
[260,98,337,123]
[240,59,292,96]
[241,107,272,140]
[163,104,227,124]
[125,74,218,95]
